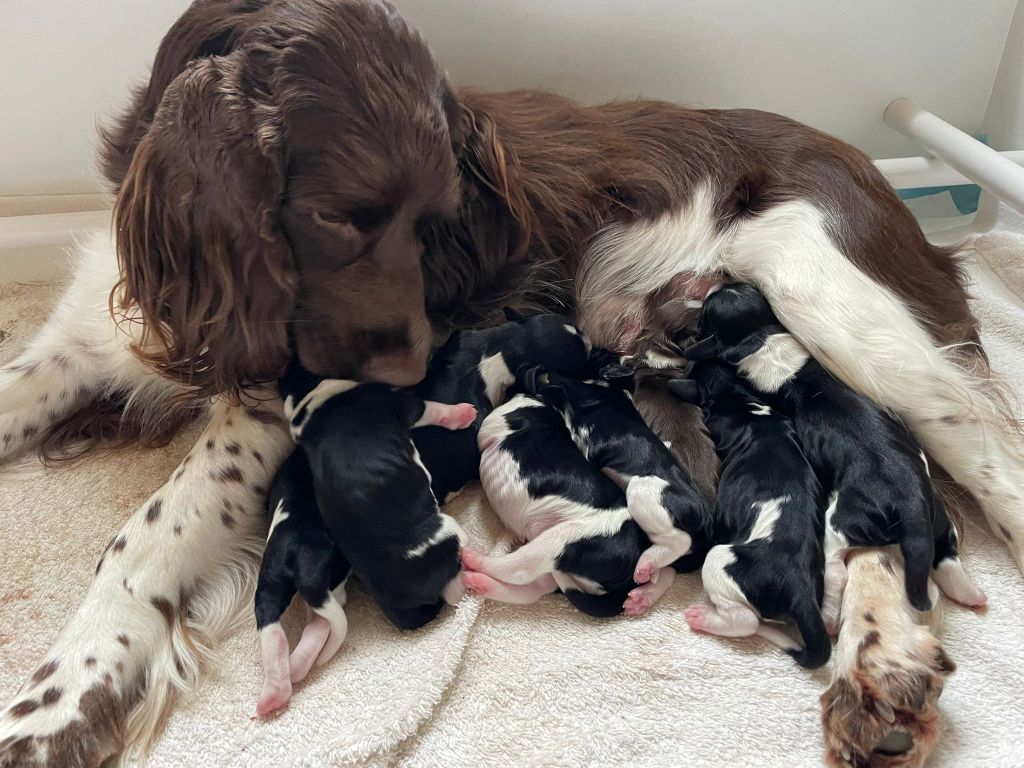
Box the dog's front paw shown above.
[821,622,955,767]
[0,655,126,768]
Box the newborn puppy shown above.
[686,283,986,627]
[669,361,829,668]
[413,309,591,502]
[464,393,664,617]
[280,362,477,632]
[527,352,712,601]
[254,451,351,716]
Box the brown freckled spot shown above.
[10,699,39,717]
[252,450,264,465]
[41,687,62,706]
[220,511,235,529]
[112,536,127,553]
[174,524,182,536]
[122,578,133,596]
[216,465,244,483]
[146,499,162,523]
[117,634,130,648]
[151,596,175,626]
[206,439,215,450]
[48,410,60,421]
[174,469,185,482]
[22,425,38,440]
[85,657,97,668]
[253,485,267,496]
[38,393,49,404]
[103,672,113,686]
[226,442,241,455]
[32,659,59,684]
[115,661,124,674]
[863,612,875,624]
[225,418,234,427]
[861,630,881,649]
[2,432,11,446]
[1000,524,1014,542]
[940,414,961,424]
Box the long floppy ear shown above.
[667,379,700,404]
[682,336,719,361]
[720,330,772,366]
[112,52,296,400]
[518,365,548,395]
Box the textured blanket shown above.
[1,213,1022,767]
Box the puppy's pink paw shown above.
[633,558,656,585]
[684,604,710,633]
[256,679,292,717]
[461,548,485,572]
[623,587,653,617]
[462,571,493,596]
[441,403,477,430]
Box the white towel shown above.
[2,214,1023,768]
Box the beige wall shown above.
[0,0,1018,195]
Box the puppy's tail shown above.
[788,593,831,669]
[900,517,937,612]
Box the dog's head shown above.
[502,309,593,375]
[109,1,511,396]
[686,283,779,360]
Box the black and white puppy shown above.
[686,283,986,627]
[280,363,477,628]
[463,392,661,617]
[669,361,829,668]
[254,451,351,716]
[413,310,592,503]
[526,352,712,611]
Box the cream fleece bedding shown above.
[1,218,1023,768]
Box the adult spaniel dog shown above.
[1,1,1020,766]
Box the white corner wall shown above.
[0,0,1018,196]
[984,1,1024,150]
[0,0,190,196]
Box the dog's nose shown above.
[362,347,429,387]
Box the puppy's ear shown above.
[682,336,718,361]
[519,365,547,394]
[667,379,700,404]
[112,51,295,400]
[503,307,527,323]
[720,330,770,366]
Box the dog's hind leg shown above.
[727,201,1024,573]
[463,571,558,603]
[461,518,609,585]
[624,476,693,583]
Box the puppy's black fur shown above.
[280,364,466,630]
[486,393,651,617]
[413,310,591,501]
[670,361,829,668]
[688,283,958,611]
[526,351,712,573]
[255,450,351,633]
